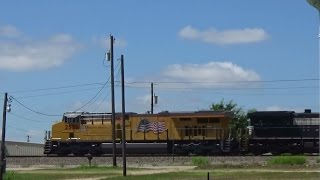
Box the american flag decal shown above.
[137,119,166,134]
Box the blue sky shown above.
[0,0,319,143]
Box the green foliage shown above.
[74,164,99,169]
[317,157,320,163]
[191,156,210,167]
[280,153,294,156]
[268,156,306,165]
[4,171,16,180]
[5,166,320,180]
[106,171,320,180]
[210,99,254,130]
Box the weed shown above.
[268,156,306,165]
[191,156,209,168]
[76,164,98,169]
[4,171,16,180]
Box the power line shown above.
[14,86,107,99]
[73,77,111,112]
[2,78,318,97]
[155,90,318,96]
[8,112,54,123]
[92,91,111,112]
[82,61,121,111]
[125,78,320,84]
[10,96,61,117]
[125,85,319,91]
[7,125,28,133]
[6,82,105,94]
[80,85,108,111]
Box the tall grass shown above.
[191,156,210,168]
[268,156,306,165]
[4,171,16,180]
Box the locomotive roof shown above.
[248,111,295,118]
[248,111,320,119]
[295,112,320,118]
[63,110,232,119]
[130,110,232,117]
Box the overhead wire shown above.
[125,85,319,91]
[115,60,122,87]
[153,90,318,96]
[72,79,110,112]
[125,78,320,84]
[8,112,54,123]
[79,60,121,112]
[2,78,318,97]
[10,96,61,117]
[14,86,107,99]
[7,82,105,94]
[2,77,318,118]
[7,125,29,133]
[92,90,111,112]
[7,60,120,115]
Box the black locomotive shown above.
[247,109,319,154]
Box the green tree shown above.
[210,99,252,131]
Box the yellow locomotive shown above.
[44,111,235,155]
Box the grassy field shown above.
[4,165,320,180]
[5,166,122,180]
[4,156,320,180]
[107,171,320,180]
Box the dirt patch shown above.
[128,165,197,175]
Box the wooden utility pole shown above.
[109,34,117,167]
[151,83,153,114]
[120,55,127,176]
[0,93,8,180]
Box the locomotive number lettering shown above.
[65,124,80,130]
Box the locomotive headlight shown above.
[247,126,254,136]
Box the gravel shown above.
[5,156,319,168]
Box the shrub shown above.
[317,157,320,163]
[191,156,210,168]
[268,156,306,165]
[4,171,16,180]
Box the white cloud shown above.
[179,25,268,45]
[262,105,289,111]
[0,33,81,71]
[0,25,21,38]
[160,62,260,88]
[92,35,127,49]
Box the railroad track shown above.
[7,153,319,158]
[5,155,319,168]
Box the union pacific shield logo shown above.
[137,119,166,133]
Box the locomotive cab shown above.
[63,112,82,139]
